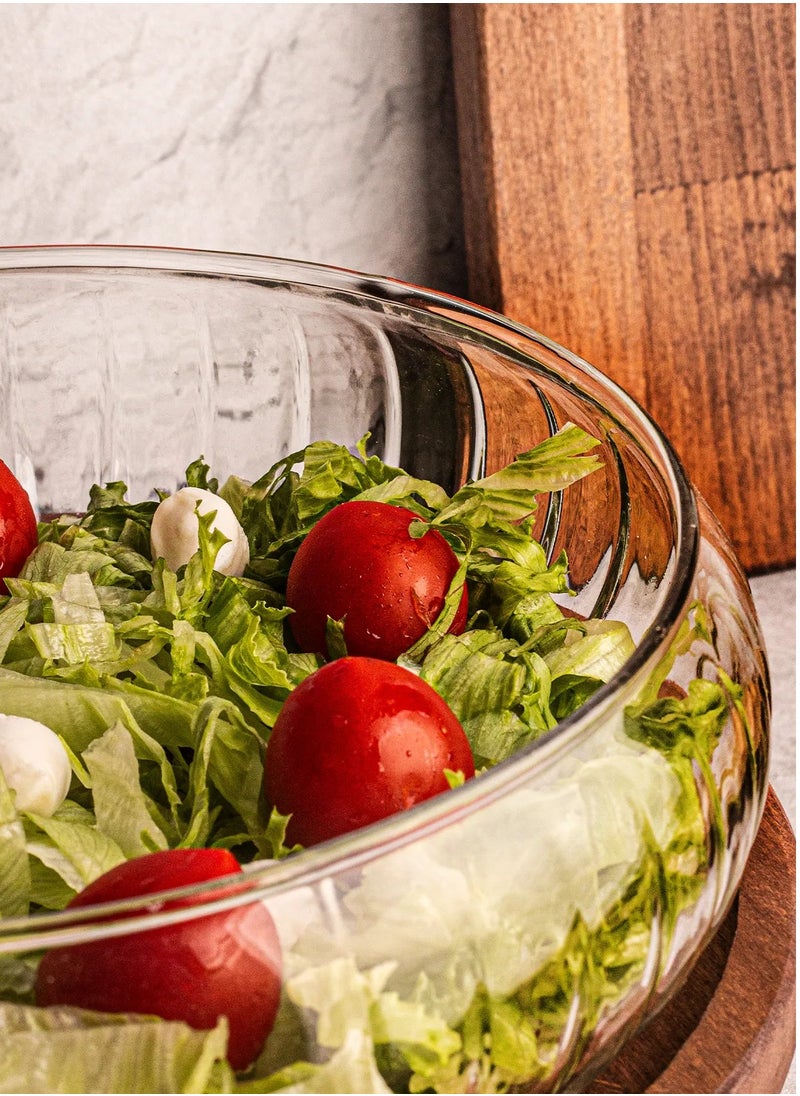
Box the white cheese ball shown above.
[0,715,72,816]
[150,487,250,576]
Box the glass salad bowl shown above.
[0,246,770,1094]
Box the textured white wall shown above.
[1,3,466,294]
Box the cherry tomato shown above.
[285,500,468,661]
[264,656,475,847]
[35,848,282,1071]
[0,459,38,592]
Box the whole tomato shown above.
[0,459,38,592]
[285,500,468,661]
[264,656,475,847]
[35,848,282,1071]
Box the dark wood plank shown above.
[450,3,796,574]
[452,3,648,401]
[634,170,796,570]
[625,5,795,190]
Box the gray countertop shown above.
[749,569,796,832]
[747,568,795,1095]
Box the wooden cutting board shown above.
[450,3,796,576]
[590,787,795,1094]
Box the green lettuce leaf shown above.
[23,808,126,893]
[434,424,601,528]
[544,618,635,683]
[0,1000,232,1094]
[0,769,31,916]
[418,628,556,765]
[82,722,170,857]
[0,668,197,754]
[0,601,29,662]
[183,699,269,853]
[250,1029,392,1094]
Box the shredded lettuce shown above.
[0,435,737,1093]
[0,427,611,903]
[0,1001,232,1094]
[0,770,31,917]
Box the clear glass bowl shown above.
[0,247,770,1093]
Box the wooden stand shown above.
[450,3,796,575]
[591,788,796,1094]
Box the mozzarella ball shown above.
[150,487,250,576]
[0,715,72,816]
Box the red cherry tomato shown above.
[264,656,475,847]
[285,500,468,661]
[0,459,38,592]
[35,848,282,1071]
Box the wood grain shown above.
[626,5,794,189]
[450,3,795,574]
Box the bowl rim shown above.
[0,244,700,942]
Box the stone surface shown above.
[749,568,796,831]
[1,4,466,295]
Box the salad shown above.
[0,430,735,1093]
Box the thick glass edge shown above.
[0,245,701,941]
